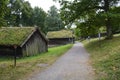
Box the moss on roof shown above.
[0,27,35,46]
[47,30,74,38]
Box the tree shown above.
[4,0,47,34]
[74,28,81,39]
[110,6,120,33]
[0,0,8,26]
[21,1,33,26]
[32,7,47,33]
[10,0,23,26]
[59,0,120,39]
[45,5,64,32]
[6,0,33,27]
[5,0,24,26]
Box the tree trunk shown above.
[104,0,113,39]
[105,18,113,39]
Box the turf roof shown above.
[0,27,35,46]
[47,30,74,38]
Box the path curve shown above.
[28,42,95,80]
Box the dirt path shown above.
[28,42,95,80]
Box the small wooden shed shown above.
[47,30,74,46]
[0,27,48,57]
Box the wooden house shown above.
[0,27,48,57]
[47,30,74,46]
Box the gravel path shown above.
[28,42,95,80]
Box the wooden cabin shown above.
[0,27,48,57]
[47,30,74,46]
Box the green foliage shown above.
[83,35,120,80]
[76,22,99,37]
[21,1,33,26]
[6,0,33,27]
[1,0,64,34]
[0,44,73,80]
[0,0,8,26]
[59,0,120,39]
[32,7,47,33]
[110,7,120,33]
[47,29,73,38]
[0,27,35,45]
[45,5,64,32]
[74,28,81,39]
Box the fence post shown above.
[14,45,17,67]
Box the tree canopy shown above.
[5,0,33,27]
[45,5,64,32]
[0,0,8,26]
[0,0,65,34]
[32,7,47,33]
[58,0,120,39]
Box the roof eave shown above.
[20,27,48,47]
[20,29,36,47]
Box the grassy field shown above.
[0,44,73,80]
[82,35,120,80]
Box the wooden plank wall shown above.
[22,32,47,56]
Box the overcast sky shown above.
[24,0,60,12]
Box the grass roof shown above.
[0,27,35,46]
[47,30,74,38]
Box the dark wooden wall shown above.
[22,31,47,56]
[48,38,74,45]
[0,46,22,56]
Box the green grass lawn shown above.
[0,44,73,80]
[82,35,120,80]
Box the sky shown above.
[24,0,60,12]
